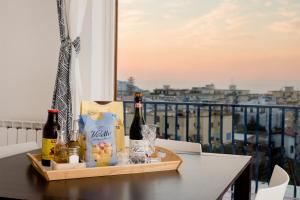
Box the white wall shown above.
[0,0,59,122]
[0,0,91,122]
[0,0,115,122]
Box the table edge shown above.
[216,155,253,199]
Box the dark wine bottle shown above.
[42,109,60,166]
[129,92,146,163]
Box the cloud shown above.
[119,9,147,26]
[174,1,251,45]
[278,0,294,5]
[121,0,138,5]
[269,18,300,33]
[161,0,193,19]
[162,14,174,20]
[278,9,297,17]
[251,0,273,6]
[264,0,272,7]
[163,0,192,8]
[181,1,239,30]
[269,4,300,33]
[225,16,248,30]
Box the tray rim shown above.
[27,146,182,181]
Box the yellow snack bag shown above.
[80,101,125,153]
[79,112,118,167]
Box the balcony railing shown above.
[123,100,300,198]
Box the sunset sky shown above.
[117,0,300,93]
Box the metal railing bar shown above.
[144,102,147,122]
[123,101,300,110]
[220,105,224,153]
[255,107,260,193]
[208,105,212,152]
[243,107,248,155]
[175,104,179,141]
[196,105,201,143]
[268,107,273,181]
[293,109,298,198]
[281,108,285,167]
[123,102,127,135]
[232,106,236,154]
[154,104,157,124]
[164,104,168,139]
[186,105,189,142]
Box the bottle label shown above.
[42,138,56,160]
[129,139,146,164]
[134,103,142,108]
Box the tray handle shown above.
[27,153,49,181]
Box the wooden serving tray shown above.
[27,146,182,181]
[51,160,86,170]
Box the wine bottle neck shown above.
[134,102,143,117]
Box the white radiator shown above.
[0,120,44,148]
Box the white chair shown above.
[125,136,202,154]
[155,138,202,154]
[255,165,289,200]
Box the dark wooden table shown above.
[0,151,251,200]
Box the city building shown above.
[148,84,250,104]
[269,86,300,105]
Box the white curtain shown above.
[66,0,87,120]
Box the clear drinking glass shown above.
[117,148,130,165]
[142,124,157,162]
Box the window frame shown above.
[114,0,119,100]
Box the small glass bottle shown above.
[68,147,80,164]
[54,121,68,163]
[68,120,80,148]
